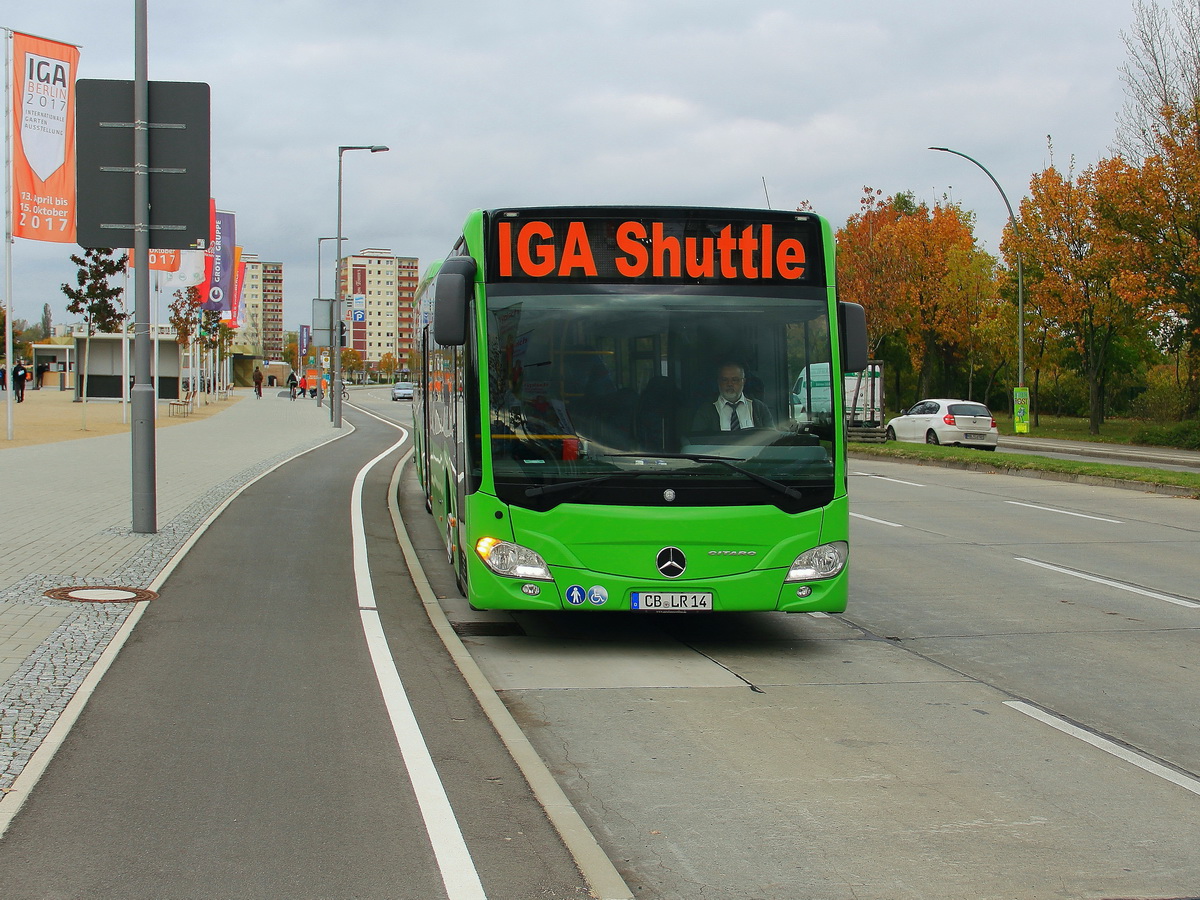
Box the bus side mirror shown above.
[839,302,868,373]
[433,256,477,346]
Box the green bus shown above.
[414,206,867,612]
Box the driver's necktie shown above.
[727,401,741,431]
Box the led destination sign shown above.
[490,211,824,285]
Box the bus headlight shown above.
[475,537,553,580]
[784,541,848,582]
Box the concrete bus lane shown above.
[846,458,1200,776]
[0,402,591,900]
[396,450,1200,899]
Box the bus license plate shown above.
[631,591,713,611]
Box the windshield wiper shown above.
[525,470,651,498]
[603,453,802,500]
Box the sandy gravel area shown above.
[0,386,247,450]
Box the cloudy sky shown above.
[5,0,1138,334]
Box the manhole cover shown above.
[44,586,158,603]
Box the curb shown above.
[386,451,634,900]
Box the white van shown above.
[790,363,832,421]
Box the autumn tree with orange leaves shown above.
[1006,163,1149,434]
[837,187,1003,407]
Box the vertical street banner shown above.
[11,32,80,242]
[224,247,245,328]
[159,249,206,288]
[201,206,234,311]
[299,324,311,359]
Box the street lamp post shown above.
[929,146,1030,433]
[929,147,1026,392]
[315,235,342,411]
[334,144,388,428]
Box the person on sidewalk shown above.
[12,361,28,403]
[253,366,263,398]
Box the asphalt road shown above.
[408,437,1200,898]
[0,394,591,900]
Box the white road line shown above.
[853,472,926,487]
[1005,701,1200,797]
[1015,557,1200,609]
[1005,501,1122,524]
[850,512,904,528]
[351,430,488,900]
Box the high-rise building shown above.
[337,249,419,374]
[261,260,284,360]
[231,254,284,361]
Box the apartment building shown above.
[231,254,284,361]
[337,249,419,372]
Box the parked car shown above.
[391,381,414,401]
[885,399,998,450]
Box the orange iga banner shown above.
[126,249,182,271]
[11,32,80,243]
[223,247,245,328]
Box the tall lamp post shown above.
[334,144,388,428]
[315,235,343,411]
[929,147,1027,425]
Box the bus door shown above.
[420,326,433,508]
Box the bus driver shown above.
[691,362,775,432]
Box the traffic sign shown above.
[75,79,210,249]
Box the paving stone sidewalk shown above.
[0,391,343,794]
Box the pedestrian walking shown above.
[253,366,263,398]
[12,361,28,403]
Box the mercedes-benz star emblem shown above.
[656,546,686,578]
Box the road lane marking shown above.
[1005,701,1200,797]
[850,512,904,528]
[1005,501,1122,523]
[853,472,926,487]
[386,452,635,900]
[1015,557,1200,608]
[351,430,488,900]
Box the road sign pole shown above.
[131,0,157,534]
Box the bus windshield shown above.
[485,285,836,510]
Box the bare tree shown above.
[1116,0,1200,159]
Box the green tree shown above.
[61,248,128,334]
[61,247,128,417]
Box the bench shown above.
[168,389,196,417]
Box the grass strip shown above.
[847,441,1200,497]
